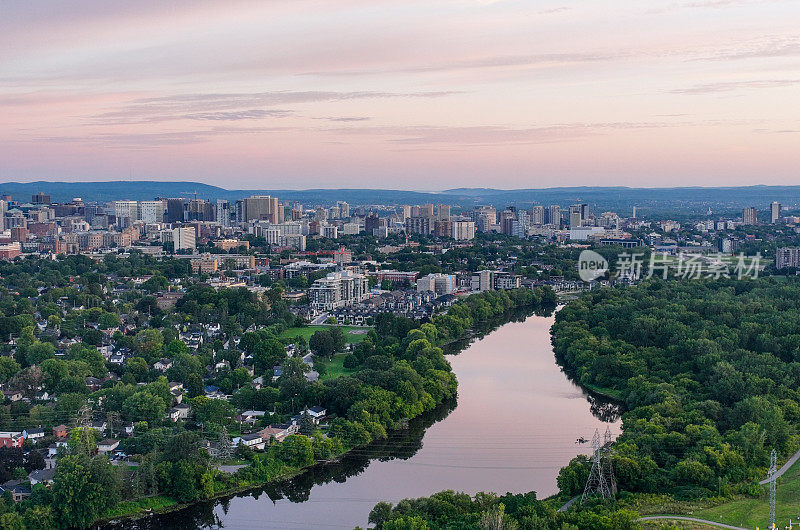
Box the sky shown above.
[1,0,799,190]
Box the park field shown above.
[278,325,371,344]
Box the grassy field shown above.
[103,496,177,519]
[693,461,800,530]
[315,352,356,382]
[632,458,800,530]
[278,325,371,344]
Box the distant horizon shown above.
[4,178,800,193]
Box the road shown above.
[759,446,800,485]
[637,516,749,529]
[310,312,329,325]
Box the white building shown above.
[309,270,370,312]
[162,227,196,250]
[416,273,456,295]
[138,200,166,224]
[451,220,475,240]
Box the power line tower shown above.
[602,426,617,496]
[581,429,614,504]
[769,448,777,529]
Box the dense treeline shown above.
[367,490,640,530]
[553,278,800,499]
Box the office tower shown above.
[742,207,758,225]
[277,204,285,223]
[163,198,185,223]
[580,203,589,220]
[139,200,166,224]
[240,195,279,223]
[569,204,583,227]
[437,204,451,220]
[32,192,51,205]
[400,205,411,221]
[771,201,781,224]
[548,205,561,228]
[337,201,350,218]
[531,206,545,226]
[419,204,435,218]
[416,273,456,295]
[113,201,139,224]
[452,220,475,240]
[364,212,380,234]
[183,199,213,222]
[215,200,231,227]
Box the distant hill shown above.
[2,180,800,214]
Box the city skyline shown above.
[2,0,800,188]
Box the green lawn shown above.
[315,353,356,382]
[278,325,371,344]
[103,496,177,519]
[690,459,800,529]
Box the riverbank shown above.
[96,294,557,529]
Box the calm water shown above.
[107,311,620,529]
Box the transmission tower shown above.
[769,448,777,529]
[581,429,614,504]
[602,426,617,495]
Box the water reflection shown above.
[101,307,622,530]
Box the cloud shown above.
[301,53,618,77]
[670,79,800,94]
[90,90,456,124]
[697,36,800,61]
[330,121,690,147]
[315,116,372,122]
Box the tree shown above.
[51,454,121,529]
[309,329,335,358]
[122,391,166,425]
[133,329,164,363]
[299,411,315,435]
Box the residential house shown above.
[236,410,267,425]
[0,431,24,448]
[52,424,68,438]
[231,433,264,450]
[3,390,23,402]
[28,467,56,486]
[23,428,45,441]
[153,358,173,372]
[169,404,191,422]
[97,438,119,454]
[0,480,31,502]
[306,406,327,424]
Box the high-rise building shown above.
[309,270,370,312]
[531,206,545,226]
[419,204,435,218]
[548,205,561,228]
[240,195,279,223]
[139,200,166,224]
[113,201,139,224]
[32,192,51,205]
[742,207,758,225]
[184,199,213,222]
[322,225,338,239]
[364,212,380,234]
[771,202,781,224]
[164,198,185,223]
[215,200,231,227]
[405,216,432,235]
[165,226,196,250]
[452,220,475,240]
[437,204,451,220]
[569,204,583,227]
[776,247,800,269]
[337,201,350,219]
[400,205,411,221]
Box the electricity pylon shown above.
[581,429,614,504]
[769,448,777,529]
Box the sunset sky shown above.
[2,0,799,189]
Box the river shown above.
[109,310,620,529]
